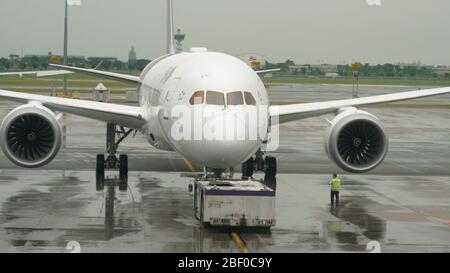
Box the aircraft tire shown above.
[119,154,128,191]
[96,154,105,191]
[241,157,254,179]
[264,156,277,178]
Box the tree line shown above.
[0,55,151,72]
[1,55,449,79]
[263,60,449,78]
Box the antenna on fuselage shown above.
[166,0,176,54]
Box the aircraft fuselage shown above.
[137,50,269,169]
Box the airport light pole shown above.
[63,0,81,94]
[62,0,69,149]
[62,0,81,148]
[63,0,68,94]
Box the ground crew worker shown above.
[330,174,341,206]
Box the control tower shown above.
[174,29,185,53]
[128,46,137,66]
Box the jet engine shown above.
[325,108,388,173]
[0,103,62,168]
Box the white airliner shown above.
[1,0,449,191]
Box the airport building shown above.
[86,57,119,63]
[396,62,421,69]
[289,64,339,76]
[21,53,120,68]
[23,53,85,64]
[432,66,450,76]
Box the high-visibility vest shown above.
[331,178,341,192]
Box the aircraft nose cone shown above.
[201,112,259,168]
[202,138,258,168]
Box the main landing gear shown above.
[241,149,277,191]
[96,123,133,192]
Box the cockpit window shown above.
[244,92,256,105]
[189,91,204,105]
[206,91,225,106]
[227,92,244,106]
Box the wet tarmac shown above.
[0,171,448,253]
[0,84,449,252]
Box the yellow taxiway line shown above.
[230,232,249,253]
[183,159,196,173]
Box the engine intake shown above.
[325,108,388,173]
[0,104,62,168]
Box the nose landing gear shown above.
[96,123,133,192]
[241,149,277,190]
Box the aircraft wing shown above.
[50,64,141,84]
[0,70,73,78]
[0,89,146,129]
[270,87,450,124]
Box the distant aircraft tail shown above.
[166,0,175,54]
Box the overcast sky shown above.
[0,0,449,65]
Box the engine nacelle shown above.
[0,103,62,168]
[325,108,388,173]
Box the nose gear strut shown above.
[96,123,134,192]
[241,148,277,190]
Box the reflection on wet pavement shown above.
[0,170,448,253]
[327,199,386,252]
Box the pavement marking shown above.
[183,159,196,173]
[230,232,249,253]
